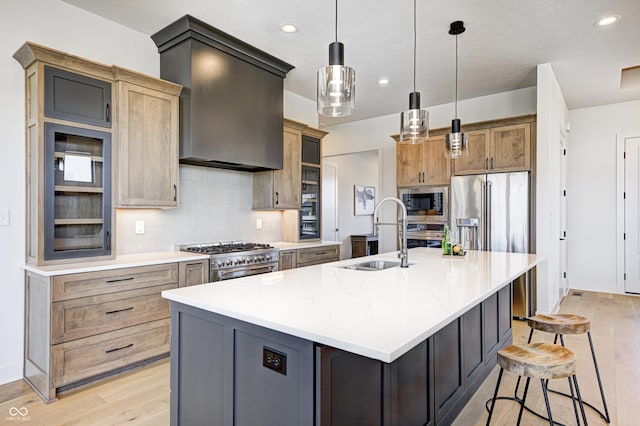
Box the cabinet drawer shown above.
[51,318,170,387]
[51,283,176,344]
[296,245,340,267]
[52,263,178,301]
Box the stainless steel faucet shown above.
[373,197,409,268]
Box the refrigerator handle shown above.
[487,181,492,250]
[481,181,487,250]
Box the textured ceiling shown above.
[62,0,640,127]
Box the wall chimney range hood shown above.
[151,15,294,171]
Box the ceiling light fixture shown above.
[595,15,621,26]
[378,78,389,85]
[445,20,468,159]
[280,23,298,33]
[399,0,428,144]
[317,0,356,117]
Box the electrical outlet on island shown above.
[135,220,145,234]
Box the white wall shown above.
[323,151,379,257]
[568,100,640,293]
[0,0,316,386]
[535,63,569,314]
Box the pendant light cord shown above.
[455,33,458,119]
[335,0,338,42]
[413,0,417,93]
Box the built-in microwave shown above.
[397,186,449,224]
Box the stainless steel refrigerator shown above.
[450,171,531,318]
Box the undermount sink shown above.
[340,260,402,271]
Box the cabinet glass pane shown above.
[302,136,320,165]
[44,123,111,260]
[300,166,320,239]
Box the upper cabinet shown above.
[453,119,533,175]
[253,119,306,209]
[113,67,182,208]
[395,134,451,187]
[14,42,116,265]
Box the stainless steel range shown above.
[178,242,279,282]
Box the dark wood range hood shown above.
[151,15,294,172]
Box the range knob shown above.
[226,259,233,266]
[265,255,271,261]
[237,258,245,265]
[217,261,224,268]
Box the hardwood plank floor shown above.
[0,290,637,425]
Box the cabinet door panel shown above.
[273,129,302,208]
[117,82,179,207]
[483,292,500,363]
[462,303,483,385]
[318,346,382,426]
[434,318,463,423]
[179,260,209,287]
[396,143,424,186]
[490,123,530,172]
[423,135,451,185]
[44,66,112,128]
[453,129,490,175]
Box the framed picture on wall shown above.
[354,185,375,215]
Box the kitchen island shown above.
[162,248,542,425]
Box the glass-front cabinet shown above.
[300,165,320,239]
[44,123,112,260]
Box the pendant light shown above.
[317,0,356,117]
[445,20,468,158]
[399,0,428,144]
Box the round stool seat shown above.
[527,313,590,335]
[498,342,576,380]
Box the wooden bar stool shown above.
[526,314,610,423]
[486,342,588,426]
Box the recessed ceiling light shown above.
[280,23,298,33]
[378,78,390,85]
[595,15,621,27]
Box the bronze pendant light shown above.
[445,20,468,158]
[399,0,428,144]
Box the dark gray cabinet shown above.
[169,283,513,426]
[44,66,112,128]
[44,123,112,260]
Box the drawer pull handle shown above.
[105,277,134,283]
[314,251,328,256]
[105,343,133,354]
[105,306,134,315]
[186,262,201,266]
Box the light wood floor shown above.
[1,290,637,425]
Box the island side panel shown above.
[170,302,314,426]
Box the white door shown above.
[322,162,339,242]
[624,137,640,293]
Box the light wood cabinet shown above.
[24,262,185,402]
[253,119,305,209]
[114,67,182,208]
[395,135,451,187]
[279,250,297,271]
[179,259,209,287]
[296,245,340,267]
[453,122,532,175]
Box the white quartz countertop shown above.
[162,248,543,363]
[270,240,342,250]
[23,251,209,276]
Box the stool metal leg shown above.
[572,374,589,426]
[588,331,610,422]
[516,377,531,426]
[514,328,536,399]
[486,368,504,426]
[567,376,581,426]
[540,379,554,426]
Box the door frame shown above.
[616,132,640,294]
[322,161,339,242]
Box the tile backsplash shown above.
[116,165,283,254]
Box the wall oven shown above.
[397,186,449,224]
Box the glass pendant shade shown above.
[445,119,468,158]
[318,42,356,117]
[399,92,429,144]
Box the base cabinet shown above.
[25,260,208,402]
[169,283,513,426]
